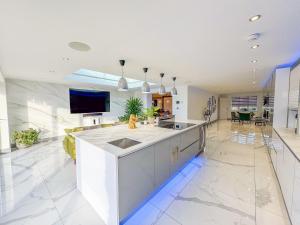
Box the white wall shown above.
[0,72,11,152]
[6,79,136,140]
[273,68,290,128]
[172,85,189,120]
[187,86,218,121]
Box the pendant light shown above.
[171,77,178,95]
[141,67,150,93]
[159,73,166,94]
[117,59,128,91]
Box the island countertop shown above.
[72,119,206,157]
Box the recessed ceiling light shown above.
[68,42,91,51]
[249,15,261,22]
[251,59,258,63]
[251,44,259,49]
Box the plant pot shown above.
[16,142,32,149]
[148,117,155,124]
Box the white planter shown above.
[16,142,32,149]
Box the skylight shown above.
[66,68,156,89]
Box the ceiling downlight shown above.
[68,42,91,51]
[251,44,260,49]
[249,15,261,22]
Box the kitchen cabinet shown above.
[119,126,203,221]
[266,129,299,224]
[180,127,200,150]
[169,134,181,175]
[276,136,284,187]
[270,131,279,171]
[119,145,155,220]
[281,145,296,213]
[154,139,171,188]
[291,163,300,225]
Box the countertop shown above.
[274,128,300,161]
[72,120,206,158]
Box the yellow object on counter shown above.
[128,114,138,129]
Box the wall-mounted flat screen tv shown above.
[69,89,110,113]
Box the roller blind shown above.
[232,96,257,107]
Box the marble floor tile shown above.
[62,204,106,225]
[165,180,255,225]
[256,207,291,225]
[0,121,291,225]
[154,213,180,225]
[0,199,61,225]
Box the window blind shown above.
[232,96,257,107]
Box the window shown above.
[231,96,257,112]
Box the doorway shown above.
[152,93,173,119]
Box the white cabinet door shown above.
[118,146,155,220]
[180,127,199,150]
[179,141,199,167]
[270,131,280,172]
[276,138,284,188]
[281,145,296,214]
[154,139,171,188]
[169,135,181,175]
[292,162,300,225]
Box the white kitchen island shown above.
[73,120,206,225]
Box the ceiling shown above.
[1,0,300,94]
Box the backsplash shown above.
[6,79,134,140]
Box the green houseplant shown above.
[119,97,144,122]
[12,128,40,149]
[144,106,160,124]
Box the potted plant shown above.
[12,128,40,149]
[144,106,160,124]
[118,97,144,123]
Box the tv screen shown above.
[69,89,110,114]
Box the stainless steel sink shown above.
[108,138,141,149]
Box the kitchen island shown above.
[73,120,206,225]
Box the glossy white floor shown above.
[0,121,291,225]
